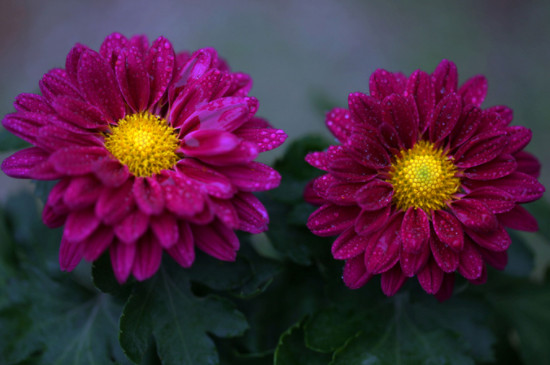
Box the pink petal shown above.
[177,159,235,198]
[233,122,287,153]
[216,162,281,192]
[434,274,455,301]
[487,105,513,126]
[132,232,163,281]
[432,210,464,251]
[343,254,372,289]
[180,129,240,157]
[348,93,383,131]
[161,171,205,216]
[172,48,215,90]
[66,43,89,86]
[417,258,444,294]
[146,37,175,106]
[431,60,458,104]
[476,110,507,134]
[1,147,48,178]
[63,175,103,210]
[167,222,195,268]
[51,96,107,130]
[354,205,391,235]
[401,207,430,253]
[192,220,239,261]
[380,265,407,296]
[39,69,81,101]
[226,72,252,97]
[466,224,511,252]
[346,133,391,169]
[458,75,487,107]
[99,32,129,61]
[457,238,483,280]
[150,213,180,249]
[364,214,402,274]
[325,180,364,205]
[209,198,239,229]
[464,187,515,214]
[449,198,497,232]
[376,122,400,153]
[381,94,418,149]
[463,154,516,181]
[369,69,402,100]
[503,126,532,155]
[331,227,369,259]
[454,131,508,168]
[429,93,461,143]
[327,146,377,182]
[50,146,108,175]
[110,239,136,283]
[38,125,102,150]
[325,107,353,143]
[114,209,149,244]
[233,192,269,234]
[406,70,434,133]
[198,141,259,166]
[180,97,250,134]
[59,236,84,271]
[515,151,541,178]
[464,172,544,203]
[448,105,482,149]
[115,46,150,112]
[95,179,135,224]
[400,239,430,277]
[304,180,326,206]
[430,235,459,273]
[15,93,54,114]
[63,207,100,243]
[2,112,47,145]
[94,159,130,187]
[133,177,165,215]
[82,225,114,261]
[355,180,393,211]
[468,265,487,285]
[498,205,538,232]
[77,49,125,122]
[305,151,330,171]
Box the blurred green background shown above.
[1,0,549,199]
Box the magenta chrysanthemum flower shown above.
[1,33,287,282]
[305,60,545,300]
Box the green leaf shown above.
[119,264,248,365]
[274,321,331,365]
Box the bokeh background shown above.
[1,0,549,200]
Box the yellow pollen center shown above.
[104,112,180,177]
[388,140,460,212]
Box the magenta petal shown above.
[115,46,150,111]
[515,151,541,178]
[234,123,287,153]
[110,239,136,283]
[50,146,107,175]
[198,141,259,166]
[173,48,215,90]
[406,70,434,132]
[193,221,239,261]
[83,225,114,261]
[348,93,383,131]
[51,96,107,130]
[355,180,393,211]
[327,147,377,183]
[466,224,511,252]
[63,207,100,243]
[210,198,239,229]
[326,107,353,143]
[417,259,444,294]
[346,133,391,169]
[434,274,455,302]
[146,37,175,106]
[99,32,128,61]
[463,154,516,181]
[66,43,89,85]
[114,209,149,244]
[343,254,372,289]
[63,175,103,210]
[504,126,532,155]
[469,265,487,285]
[217,162,281,192]
[478,246,507,270]
[59,236,84,271]
[38,125,102,150]
[2,112,47,145]
[458,75,487,107]
[432,60,458,103]
[429,93,461,143]
[449,199,497,232]
[161,172,204,216]
[177,159,235,198]
[95,179,135,224]
[305,151,330,171]
[380,265,407,296]
[39,69,81,101]
[498,205,538,232]
[167,222,195,268]
[354,206,389,235]
[381,94,418,149]
[458,239,483,280]
[181,129,240,157]
[233,192,269,234]
[401,208,430,253]
[182,97,250,133]
[432,210,464,251]
[15,93,54,114]
[77,50,125,122]
[369,69,401,100]
[449,105,482,149]
[1,147,48,178]
[365,214,402,274]
[400,239,430,277]
[133,177,165,215]
[430,236,459,273]
[454,131,508,168]
[464,187,514,214]
[331,227,369,259]
[132,232,163,281]
[94,159,130,187]
[466,172,545,203]
[325,180,364,205]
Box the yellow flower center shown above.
[388,140,460,212]
[104,112,180,177]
